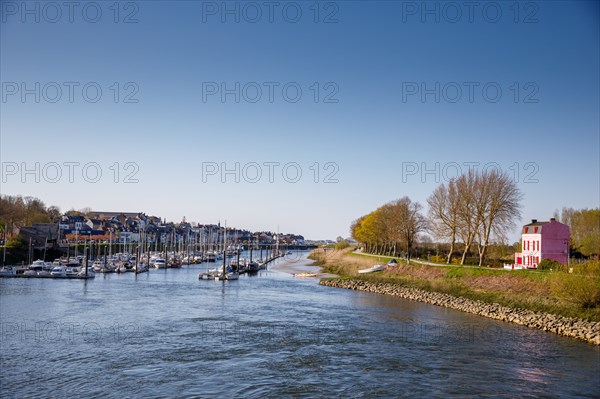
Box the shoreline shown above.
[270,254,337,278]
[319,278,600,345]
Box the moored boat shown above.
[293,272,317,278]
[50,265,67,277]
[0,267,16,276]
[358,265,386,274]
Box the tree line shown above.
[0,195,61,234]
[351,170,600,265]
[554,207,600,258]
[352,170,523,266]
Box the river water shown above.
[1,253,598,398]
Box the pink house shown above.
[514,218,570,268]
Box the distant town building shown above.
[18,223,59,248]
[514,218,570,268]
[90,211,140,222]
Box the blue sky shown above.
[1,1,599,241]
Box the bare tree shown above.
[456,171,480,265]
[427,179,460,263]
[474,170,523,266]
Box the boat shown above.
[0,267,16,276]
[198,271,215,280]
[234,258,247,273]
[96,261,116,273]
[154,259,166,269]
[387,259,399,266]
[50,265,67,277]
[24,260,46,276]
[225,271,239,280]
[66,266,81,277]
[66,258,81,268]
[92,260,103,272]
[293,272,317,278]
[257,259,267,270]
[135,263,149,273]
[213,267,240,281]
[115,262,128,273]
[30,259,46,268]
[77,267,95,278]
[247,261,259,273]
[192,254,203,263]
[358,265,386,274]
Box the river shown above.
[1,253,598,398]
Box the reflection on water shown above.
[1,254,599,398]
[515,367,551,384]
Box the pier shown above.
[0,273,95,280]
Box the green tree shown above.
[557,207,600,257]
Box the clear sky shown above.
[1,1,599,241]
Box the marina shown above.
[1,221,296,282]
[0,250,288,280]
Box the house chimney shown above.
[550,218,556,222]
[531,219,537,223]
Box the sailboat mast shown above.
[222,221,227,277]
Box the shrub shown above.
[430,255,445,263]
[550,273,600,309]
[335,240,350,250]
[538,259,566,272]
[576,260,600,276]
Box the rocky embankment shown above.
[320,279,600,345]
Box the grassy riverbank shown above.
[310,248,600,322]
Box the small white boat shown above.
[30,259,46,269]
[358,265,386,274]
[293,272,317,278]
[50,265,67,277]
[77,267,95,278]
[135,263,149,273]
[225,272,239,280]
[92,260,103,272]
[0,267,15,276]
[154,259,166,269]
[205,251,217,262]
[198,272,214,280]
